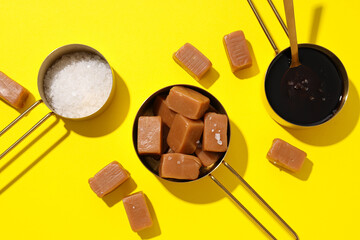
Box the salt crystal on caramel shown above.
[173,43,212,80]
[202,113,228,152]
[167,114,203,154]
[0,71,29,109]
[267,138,306,172]
[123,191,153,232]
[223,31,252,72]
[88,161,130,198]
[166,86,210,120]
[138,116,162,155]
[159,153,201,180]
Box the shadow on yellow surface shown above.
[63,70,130,137]
[234,41,260,79]
[158,121,248,203]
[198,67,220,89]
[102,177,137,207]
[309,6,323,44]
[0,118,70,195]
[285,80,359,146]
[138,194,161,239]
[268,157,313,181]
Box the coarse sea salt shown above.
[43,52,112,118]
[215,133,223,145]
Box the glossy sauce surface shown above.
[265,46,344,126]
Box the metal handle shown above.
[209,173,277,240]
[247,0,291,54]
[0,100,43,136]
[247,0,279,54]
[210,160,299,240]
[0,103,54,160]
[268,0,289,37]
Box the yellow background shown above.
[1,0,359,239]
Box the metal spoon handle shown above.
[283,0,300,67]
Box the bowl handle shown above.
[209,160,299,240]
[0,100,54,160]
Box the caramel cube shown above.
[138,116,162,155]
[0,71,29,109]
[166,86,210,120]
[202,113,228,152]
[173,43,212,80]
[223,31,252,72]
[167,114,203,154]
[153,95,176,127]
[88,161,130,198]
[123,191,153,232]
[195,148,221,167]
[267,138,306,172]
[159,153,201,180]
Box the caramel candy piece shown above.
[205,104,218,114]
[153,95,176,127]
[203,113,228,152]
[195,148,221,167]
[0,71,29,109]
[166,86,210,120]
[159,153,201,180]
[88,161,130,198]
[173,43,212,80]
[267,138,306,172]
[223,31,252,72]
[123,191,153,232]
[138,116,162,155]
[167,114,203,154]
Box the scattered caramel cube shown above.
[223,31,252,72]
[88,161,130,198]
[123,191,153,232]
[0,71,29,109]
[173,43,212,80]
[267,138,306,172]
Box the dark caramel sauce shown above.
[265,47,344,126]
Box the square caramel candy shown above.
[123,191,153,232]
[0,71,29,109]
[173,43,212,80]
[159,153,201,180]
[88,161,130,198]
[166,86,210,120]
[223,31,252,72]
[167,114,203,154]
[195,147,221,167]
[137,116,162,155]
[202,113,228,152]
[267,138,307,172]
[153,95,176,127]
